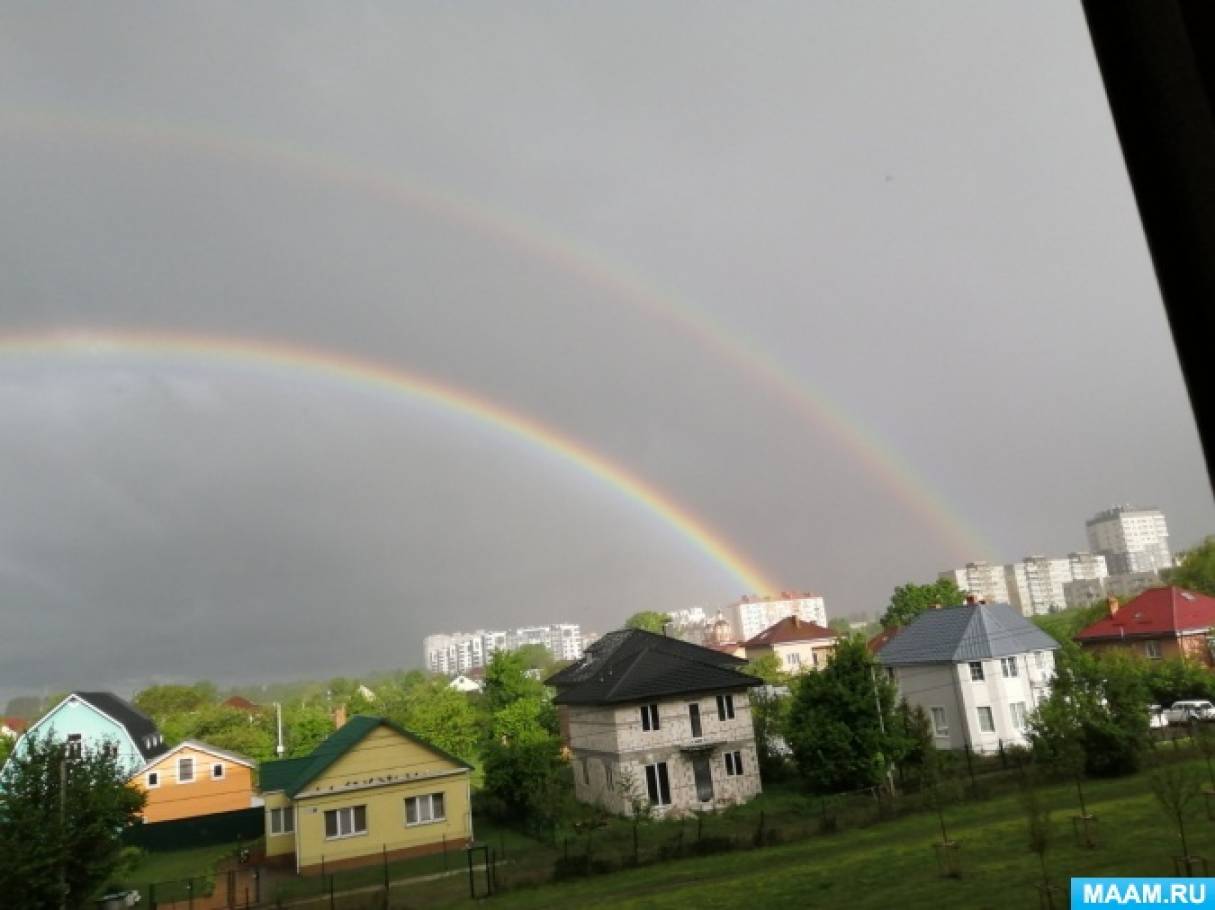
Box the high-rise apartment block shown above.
[1086,506,1173,575]
[423,623,584,675]
[724,593,827,642]
[940,562,1010,605]
[943,552,1108,617]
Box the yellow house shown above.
[744,615,838,672]
[259,715,473,874]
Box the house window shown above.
[1001,657,1019,678]
[644,762,671,807]
[146,771,160,789]
[969,662,985,681]
[102,741,118,759]
[812,652,820,668]
[640,704,660,731]
[324,805,368,839]
[716,694,735,721]
[1010,702,1027,731]
[269,807,295,835]
[606,764,615,791]
[1144,640,1162,660]
[1034,651,1045,670]
[930,707,949,736]
[212,763,225,780]
[178,757,195,783]
[405,793,445,826]
[785,652,801,668]
[66,734,82,759]
[977,707,995,733]
[688,703,702,738]
[582,759,590,785]
[724,750,744,776]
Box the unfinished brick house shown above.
[546,629,762,817]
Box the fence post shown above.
[329,874,336,910]
[442,833,448,871]
[383,843,389,891]
[149,883,157,910]
[999,739,1006,769]
[187,878,194,910]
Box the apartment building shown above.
[423,623,584,675]
[723,593,827,642]
[940,562,1010,604]
[1086,506,1173,575]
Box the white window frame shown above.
[1034,651,1045,670]
[724,750,744,777]
[405,793,446,827]
[269,806,295,835]
[324,805,368,839]
[1144,640,1162,659]
[976,706,995,734]
[1010,702,1027,731]
[66,734,83,760]
[968,662,985,682]
[930,707,949,737]
[1001,657,1019,679]
[645,762,671,807]
[146,770,160,789]
[716,694,735,721]
[178,757,195,784]
[211,762,225,780]
[785,652,801,668]
[640,704,660,732]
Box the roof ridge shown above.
[602,648,648,701]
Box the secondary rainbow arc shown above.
[0,107,997,561]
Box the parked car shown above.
[1166,700,1215,724]
[1148,705,1169,728]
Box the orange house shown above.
[131,741,258,823]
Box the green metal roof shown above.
[257,715,473,798]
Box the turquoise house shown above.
[4,692,168,776]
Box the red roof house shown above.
[1074,587,1215,665]
[744,615,838,672]
[1,716,28,738]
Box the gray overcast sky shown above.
[1,1,1212,700]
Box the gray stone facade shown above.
[566,691,762,817]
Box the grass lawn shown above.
[126,841,238,885]
[395,757,1215,909]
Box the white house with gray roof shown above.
[876,603,1059,753]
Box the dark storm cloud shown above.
[0,1,1211,699]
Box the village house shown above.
[259,715,473,875]
[132,740,259,823]
[546,629,762,817]
[1074,587,1215,665]
[0,716,27,740]
[877,602,1059,753]
[3,691,167,775]
[743,615,838,672]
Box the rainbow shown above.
[0,328,779,595]
[0,107,997,561]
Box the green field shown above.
[405,758,1215,909]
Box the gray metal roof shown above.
[876,603,1059,666]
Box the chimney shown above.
[332,704,347,730]
[1107,595,1120,617]
[931,602,943,610]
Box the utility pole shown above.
[870,666,897,797]
[58,755,67,910]
[275,702,285,757]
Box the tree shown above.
[513,643,555,672]
[0,731,145,908]
[1029,642,1150,778]
[743,654,788,686]
[785,636,902,793]
[158,704,278,763]
[391,680,479,763]
[623,611,671,634]
[133,683,215,719]
[1164,536,1215,595]
[880,579,965,630]
[483,650,546,717]
[1151,763,1202,861]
